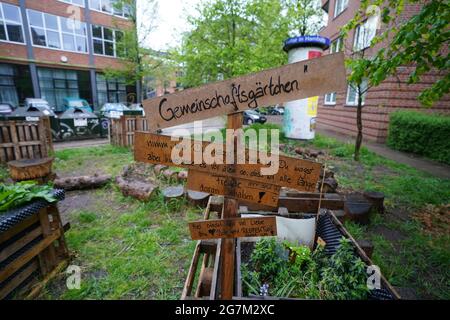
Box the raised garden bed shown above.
[183,196,400,300]
[0,189,68,299]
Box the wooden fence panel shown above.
[0,118,53,164]
[111,115,149,149]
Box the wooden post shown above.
[219,112,243,300]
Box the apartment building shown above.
[0,0,137,112]
[318,0,449,142]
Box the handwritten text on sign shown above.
[134,132,322,192]
[143,53,346,130]
[187,170,281,207]
[189,216,277,240]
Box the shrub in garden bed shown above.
[0,181,56,213]
[387,111,450,164]
[241,238,369,299]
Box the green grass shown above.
[39,134,450,299]
[42,187,202,300]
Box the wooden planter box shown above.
[182,195,400,300]
[0,190,68,299]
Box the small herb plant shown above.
[241,237,369,299]
[0,181,56,213]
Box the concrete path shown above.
[316,126,450,179]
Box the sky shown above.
[137,0,202,51]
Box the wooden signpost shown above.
[189,216,277,240]
[143,52,346,130]
[134,52,347,300]
[134,131,322,194]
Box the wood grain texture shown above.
[143,53,346,129]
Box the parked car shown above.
[255,107,268,115]
[0,103,15,114]
[100,103,130,119]
[267,105,284,115]
[243,110,267,125]
[24,98,55,113]
[62,98,93,113]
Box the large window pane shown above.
[60,17,74,33]
[102,0,112,13]
[93,39,103,54]
[90,0,101,11]
[103,27,113,41]
[31,27,46,46]
[74,22,86,36]
[44,14,58,30]
[62,34,75,51]
[3,4,21,22]
[6,22,23,43]
[0,23,6,40]
[54,79,66,89]
[46,30,60,48]
[75,36,87,52]
[73,0,84,6]
[28,10,43,27]
[92,25,102,38]
[104,41,114,56]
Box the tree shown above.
[341,0,449,161]
[284,0,325,36]
[103,0,159,103]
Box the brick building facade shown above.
[318,0,449,143]
[0,0,137,111]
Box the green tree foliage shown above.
[103,0,159,101]
[284,0,325,36]
[342,0,449,107]
[177,0,325,87]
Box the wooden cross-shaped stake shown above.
[134,52,347,300]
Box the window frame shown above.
[91,24,120,57]
[346,80,368,106]
[324,92,336,106]
[27,9,88,54]
[353,19,377,51]
[59,0,85,8]
[88,0,131,20]
[0,3,25,45]
[330,37,343,54]
[334,0,348,18]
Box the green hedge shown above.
[387,110,450,165]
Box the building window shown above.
[324,92,336,105]
[96,74,127,106]
[27,9,88,53]
[0,3,24,44]
[0,64,19,106]
[59,0,85,7]
[346,79,368,106]
[92,25,122,57]
[89,0,132,19]
[354,19,377,51]
[330,37,343,53]
[38,68,80,111]
[334,0,348,18]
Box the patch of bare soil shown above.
[58,190,94,225]
[413,204,450,237]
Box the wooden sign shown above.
[134,132,322,192]
[187,170,281,207]
[189,216,277,240]
[143,52,346,130]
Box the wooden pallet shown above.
[0,204,69,300]
[111,115,148,148]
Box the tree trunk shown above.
[54,174,112,191]
[354,92,363,161]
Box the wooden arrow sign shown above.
[143,52,346,130]
[187,169,281,207]
[134,132,322,193]
[189,216,277,240]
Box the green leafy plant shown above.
[0,181,56,213]
[387,111,450,165]
[242,238,370,299]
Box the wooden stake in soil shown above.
[220,112,242,300]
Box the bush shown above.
[387,111,450,165]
